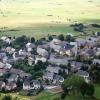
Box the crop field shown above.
[0,0,100,38]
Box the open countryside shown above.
[0,0,100,38]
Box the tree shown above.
[45,79,50,85]
[80,82,88,96]
[58,34,64,41]
[13,97,20,100]
[52,96,60,100]
[89,65,100,83]
[48,35,53,41]
[76,55,81,62]
[61,92,67,99]
[17,78,23,90]
[67,62,71,72]
[80,82,95,97]
[73,23,84,32]
[13,35,29,49]
[62,75,85,95]
[15,35,29,44]
[65,35,71,42]
[31,37,35,43]
[86,83,95,97]
[2,95,12,100]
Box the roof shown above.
[61,43,74,50]
[32,80,40,85]
[53,75,64,82]
[8,74,18,80]
[77,70,89,77]
[23,80,30,86]
[93,59,100,64]
[96,32,100,36]
[44,72,54,78]
[71,61,82,70]
[6,82,16,87]
[0,81,5,87]
[48,55,68,65]
[51,39,62,45]
[37,47,48,57]
[46,66,60,74]
[0,62,5,68]
[10,68,32,78]
[0,69,8,75]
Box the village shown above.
[0,31,100,98]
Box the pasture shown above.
[0,0,100,38]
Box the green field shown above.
[0,0,100,38]
[0,85,100,100]
[0,0,100,26]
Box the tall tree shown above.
[62,75,85,95]
[31,37,35,43]
[86,83,95,97]
[58,34,64,41]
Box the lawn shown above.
[0,84,100,100]
[94,84,100,99]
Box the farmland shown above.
[0,0,100,38]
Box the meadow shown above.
[0,0,100,38]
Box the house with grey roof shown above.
[76,38,86,47]
[37,47,49,58]
[43,72,54,81]
[46,65,61,74]
[95,32,100,36]
[7,74,18,82]
[93,59,100,65]
[59,42,77,56]
[71,61,82,72]
[26,42,35,52]
[0,81,5,91]
[46,65,68,75]
[96,48,100,56]
[76,70,90,83]
[6,82,17,91]
[10,68,32,79]
[23,80,30,90]
[23,80,41,90]
[0,61,5,68]
[13,52,25,61]
[0,69,8,76]
[48,55,68,65]
[53,75,64,84]
[49,39,62,52]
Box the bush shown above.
[2,95,12,100]
[61,92,67,99]
[52,96,60,100]
[58,34,64,41]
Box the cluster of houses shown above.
[0,31,100,93]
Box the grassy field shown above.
[0,0,100,26]
[0,0,100,38]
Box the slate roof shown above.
[77,70,89,77]
[61,43,74,50]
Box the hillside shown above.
[0,0,100,27]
